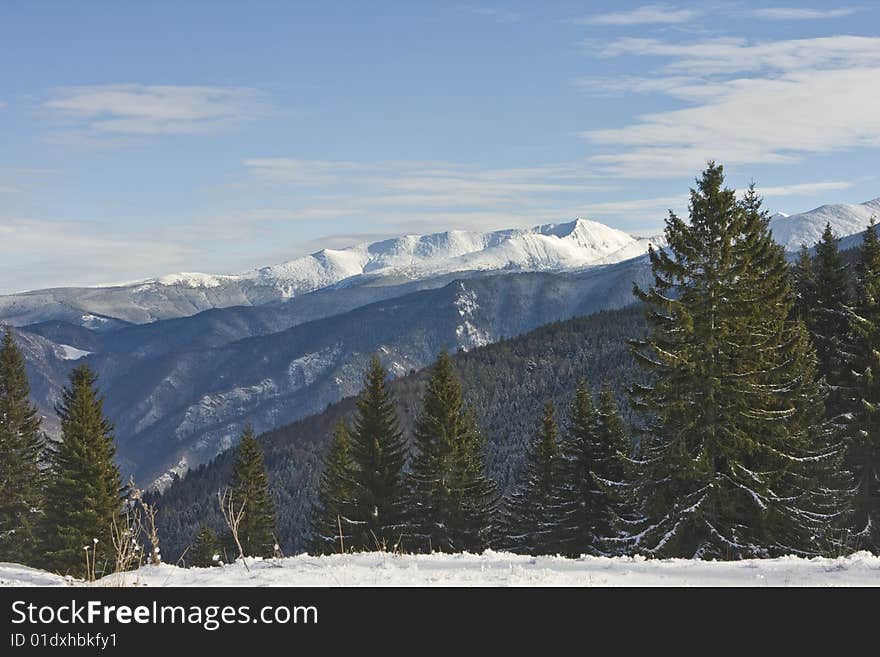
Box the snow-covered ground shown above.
[3,551,880,587]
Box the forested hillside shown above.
[155,303,647,560]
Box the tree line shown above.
[3,162,879,570]
[0,339,124,577]
[310,162,880,558]
[0,333,279,576]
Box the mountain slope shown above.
[5,197,878,328]
[153,303,648,559]
[83,258,653,485]
[0,219,657,326]
[770,197,880,252]
[9,194,878,499]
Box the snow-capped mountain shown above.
[6,196,879,329]
[6,194,879,489]
[15,258,654,488]
[244,218,655,292]
[770,197,880,252]
[0,219,658,326]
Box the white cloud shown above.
[0,168,62,195]
[583,36,880,178]
[43,84,267,135]
[581,194,687,215]
[0,217,194,293]
[467,7,521,23]
[753,7,859,20]
[752,181,854,197]
[242,159,393,185]
[599,35,880,74]
[235,158,683,235]
[574,4,697,26]
[164,207,348,242]
[243,158,610,198]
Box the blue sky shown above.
[2,1,879,292]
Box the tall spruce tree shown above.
[845,217,880,551]
[595,384,638,551]
[553,381,602,556]
[407,350,497,553]
[310,419,357,554]
[0,328,45,565]
[229,425,278,558]
[792,244,818,323]
[808,222,855,420]
[553,381,634,557]
[345,356,408,551]
[190,525,220,567]
[42,364,121,577]
[502,401,563,555]
[629,165,847,558]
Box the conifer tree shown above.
[552,381,634,557]
[845,217,880,551]
[502,401,563,554]
[229,425,278,558]
[407,350,497,553]
[345,356,408,551]
[0,328,45,565]
[310,419,357,554]
[42,364,121,577]
[629,165,847,558]
[808,222,854,420]
[595,384,638,549]
[553,381,601,556]
[792,244,818,323]
[190,525,220,567]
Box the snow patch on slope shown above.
[454,286,490,350]
[56,344,91,360]
[176,379,280,442]
[156,272,236,288]
[151,457,189,494]
[287,346,342,391]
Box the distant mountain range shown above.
[0,219,659,327]
[15,259,653,487]
[3,197,878,488]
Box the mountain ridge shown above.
[769,197,880,252]
[0,218,659,326]
[4,197,879,328]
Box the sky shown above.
[2,1,879,293]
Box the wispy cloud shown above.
[753,181,854,197]
[0,167,62,195]
[242,159,620,215]
[752,7,859,21]
[243,158,610,196]
[162,207,347,242]
[599,35,880,74]
[573,4,697,26]
[236,158,675,236]
[0,217,194,293]
[43,84,268,136]
[582,36,880,178]
[466,7,522,23]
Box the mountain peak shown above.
[147,217,650,298]
[770,196,880,252]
